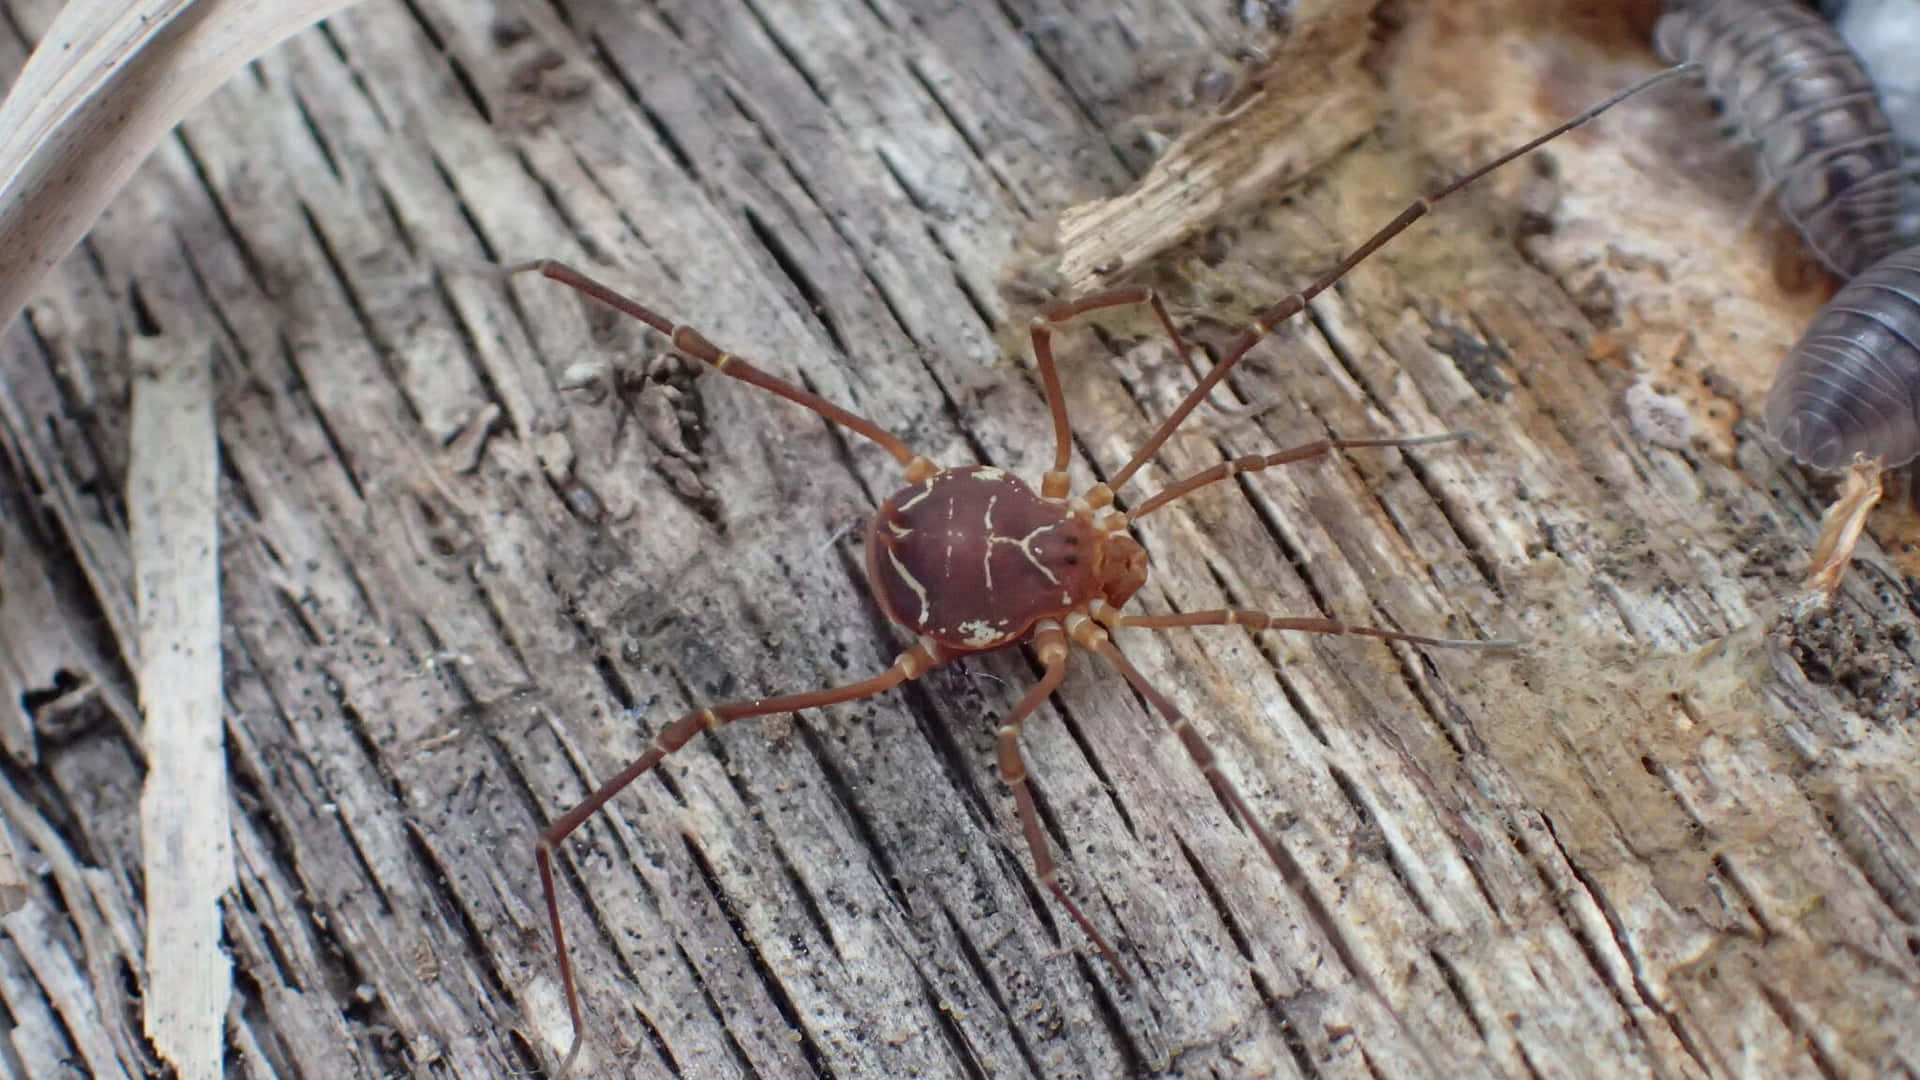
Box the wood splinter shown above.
[1805,453,1886,595]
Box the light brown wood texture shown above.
[3,0,1917,1077]
[128,334,229,1079]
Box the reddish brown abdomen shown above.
[865,466,1095,652]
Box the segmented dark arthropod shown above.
[1656,0,1920,277]
[1766,243,1920,469]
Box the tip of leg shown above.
[1355,626,1520,650]
[556,1032,584,1080]
[1460,637,1522,651]
[1092,937,1133,987]
[1417,634,1522,651]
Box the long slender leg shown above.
[538,641,945,1072]
[1065,613,1422,1048]
[1108,64,1696,492]
[1130,431,1471,519]
[1066,615,1371,984]
[510,259,937,482]
[1112,608,1516,650]
[992,622,1125,976]
[1028,286,1198,497]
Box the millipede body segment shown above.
[1657,0,1919,277]
[1768,244,1920,470]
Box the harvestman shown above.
[514,63,1693,1069]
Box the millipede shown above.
[1767,244,1920,472]
[1655,0,1919,278]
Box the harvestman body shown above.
[517,64,1692,1070]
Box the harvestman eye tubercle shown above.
[510,62,1694,1072]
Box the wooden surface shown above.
[2,0,1918,1077]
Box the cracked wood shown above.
[1,0,1917,1078]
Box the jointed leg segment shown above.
[510,259,936,482]
[537,642,945,1070]
[1028,285,1198,496]
[1073,619,1396,1010]
[1115,609,1516,650]
[1107,64,1696,491]
[992,622,1124,973]
[1130,430,1474,518]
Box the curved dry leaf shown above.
[0,0,196,197]
[0,0,365,333]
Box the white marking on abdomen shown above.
[981,495,999,588]
[886,546,931,624]
[957,619,1007,647]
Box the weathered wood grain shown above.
[2,0,1917,1077]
